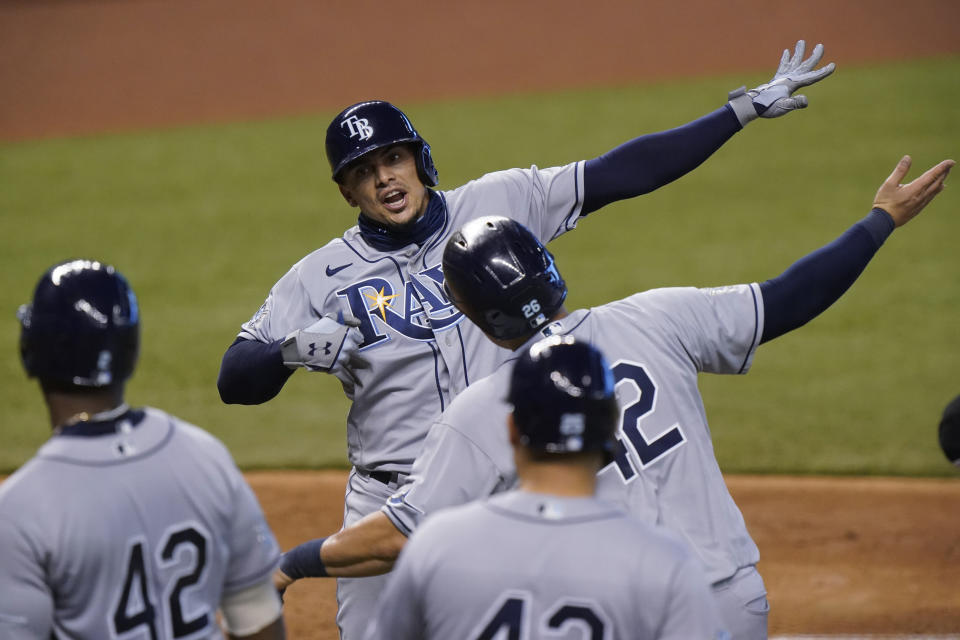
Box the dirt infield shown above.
[2,0,960,140]
[250,471,960,638]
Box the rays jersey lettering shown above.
[337,265,464,346]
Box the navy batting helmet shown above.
[18,259,139,389]
[508,336,619,455]
[939,393,960,467]
[325,100,438,186]
[442,216,567,340]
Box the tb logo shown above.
[341,116,373,140]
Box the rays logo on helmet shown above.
[341,115,374,141]
[559,414,586,436]
[93,350,113,385]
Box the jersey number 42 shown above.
[111,524,211,639]
[609,360,686,481]
[473,592,609,640]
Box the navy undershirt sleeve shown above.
[759,208,896,344]
[581,105,742,215]
[217,337,295,404]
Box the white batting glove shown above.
[281,313,367,385]
[728,40,836,126]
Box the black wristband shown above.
[280,537,329,579]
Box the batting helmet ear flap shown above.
[418,139,439,187]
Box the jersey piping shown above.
[737,285,761,374]
[39,416,176,468]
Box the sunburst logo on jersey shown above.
[364,287,400,322]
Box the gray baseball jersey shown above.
[239,163,583,473]
[240,162,584,639]
[366,491,728,640]
[383,285,763,626]
[0,407,281,640]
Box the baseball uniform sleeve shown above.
[219,262,318,405]
[383,420,508,536]
[0,519,54,639]
[658,551,729,640]
[445,161,585,245]
[382,372,515,534]
[239,261,321,344]
[626,284,764,376]
[221,466,283,594]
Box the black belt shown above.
[358,468,406,486]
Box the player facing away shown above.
[364,337,729,640]
[275,154,953,639]
[217,41,834,638]
[0,260,285,640]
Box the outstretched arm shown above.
[583,40,834,214]
[727,41,836,124]
[582,107,741,214]
[760,156,954,343]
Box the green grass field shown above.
[2,57,957,475]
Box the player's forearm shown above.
[323,512,406,577]
[581,106,741,214]
[327,556,397,578]
[758,208,895,343]
[217,337,294,404]
[279,512,406,581]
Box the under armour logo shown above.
[307,342,333,356]
[341,115,373,140]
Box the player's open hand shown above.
[727,40,835,126]
[749,40,836,118]
[873,155,955,227]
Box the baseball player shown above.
[276,154,953,639]
[0,260,285,640]
[365,337,728,640]
[218,41,835,638]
